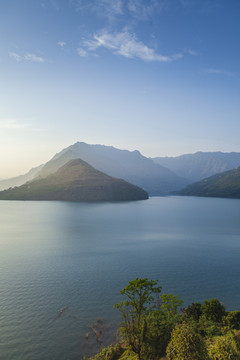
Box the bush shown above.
[166,323,209,360]
[198,318,223,338]
[89,343,124,360]
[184,302,202,321]
[145,310,177,358]
[201,299,226,323]
[208,333,240,360]
[223,311,240,330]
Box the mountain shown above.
[0,164,44,191]
[0,159,148,202]
[36,142,189,195]
[177,167,240,198]
[152,152,240,182]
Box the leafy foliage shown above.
[223,311,240,330]
[184,302,203,321]
[201,298,226,323]
[208,333,240,360]
[89,279,240,360]
[166,323,209,360]
[114,278,162,359]
[87,343,124,360]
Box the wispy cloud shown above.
[127,0,166,20]
[58,41,67,47]
[72,0,123,19]
[184,49,200,56]
[24,53,44,62]
[82,29,182,62]
[72,0,166,21]
[9,52,22,62]
[77,47,88,57]
[204,68,235,77]
[0,118,32,130]
[9,52,45,63]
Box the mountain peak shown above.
[0,159,148,202]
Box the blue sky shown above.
[0,0,240,177]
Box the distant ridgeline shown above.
[152,151,240,182]
[0,142,190,195]
[0,159,148,202]
[177,167,240,198]
[0,142,240,199]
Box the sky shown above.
[0,0,240,178]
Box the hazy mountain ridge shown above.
[152,151,240,182]
[2,145,240,196]
[177,167,240,198]
[36,142,189,195]
[0,159,148,202]
[0,164,44,191]
[36,149,77,179]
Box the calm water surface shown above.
[0,196,240,359]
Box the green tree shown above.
[160,293,183,319]
[223,311,240,330]
[201,298,226,323]
[184,302,203,321]
[146,310,177,358]
[87,343,124,360]
[114,278,161,360]
[166,323,209,360]
[144,294,183,358]
[208,333,240,360]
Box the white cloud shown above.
[127,0,165,20]
[24,53,44,62]
[185,49,200,56]
[9,52,45,63]
[82,29,182,62]
[58,41,67,47]
[101,0,123,15]
[72,0,123,18]
[9,52,22,62]
[204,68,235,76]
[77,47,88,57]
[0,119,32,130]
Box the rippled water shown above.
[0,196,240,359]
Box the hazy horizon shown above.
[1,0,240,178]
[1,141,240,180]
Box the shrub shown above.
[223,311,240,330]
[201,299,226,323]
[208,333,240,360]
[166,323,209,360]
[89,343,124,360]
[184,302,202,321]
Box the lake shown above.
[0,196,240,359]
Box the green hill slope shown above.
[178,167,240,198]
[0,159,148,202]
[0,164,44,190]
[36,142,189,195]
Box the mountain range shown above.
[177,167,240,198]
[0,164,44,191]
[0,143,240,199]
[152,151,240,182]
[0,142,189,195]
[0,159,148,202]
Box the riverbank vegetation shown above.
[86,278,240,360]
